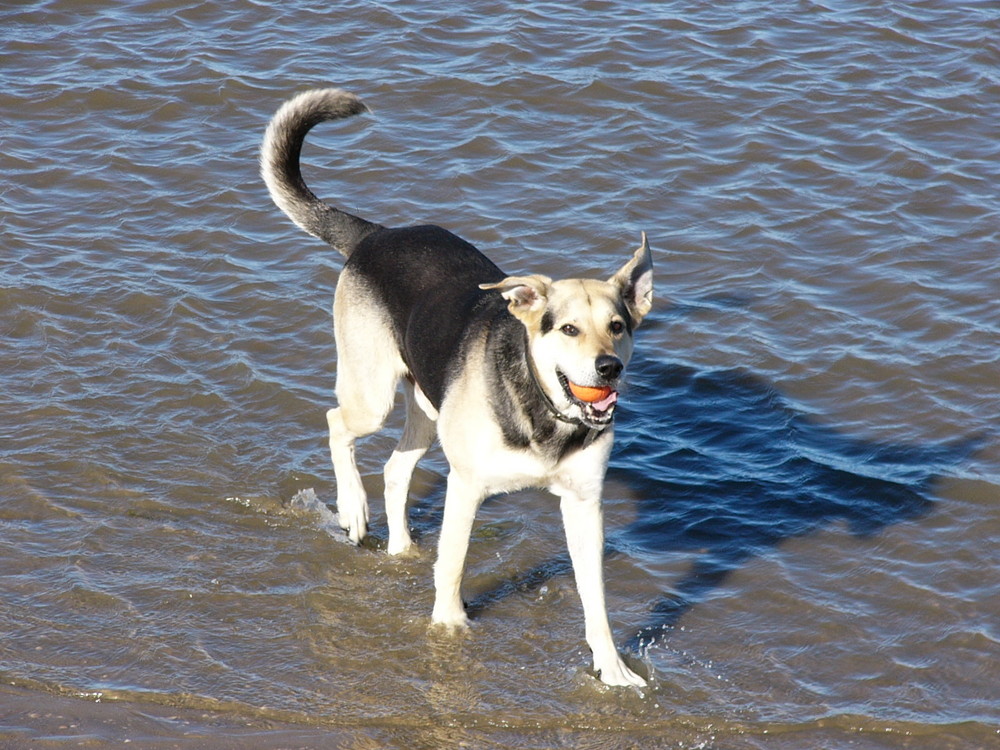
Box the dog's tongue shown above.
[592,390,618,412]
[567,381,619,412]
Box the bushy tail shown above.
[260,88,381,257]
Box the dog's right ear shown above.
[480,274,552,325]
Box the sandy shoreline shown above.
[0,684,343,749]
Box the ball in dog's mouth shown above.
[558,373,619,424]
[568,381,615,406]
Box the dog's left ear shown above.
[610,231,653,326]
[480,274,552,325]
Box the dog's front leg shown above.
[557,488,647,688]
[431,471,484,628]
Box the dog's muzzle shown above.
[557,369,620,428]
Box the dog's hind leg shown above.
[327,406,375,545]
[383,380,437,555]
[328,284,405,545]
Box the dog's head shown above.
[482,233,653,429]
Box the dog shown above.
[261,88,652,687]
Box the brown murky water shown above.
[2,1,998,748]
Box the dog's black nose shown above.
[595,355,624,381]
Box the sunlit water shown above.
[2,1,998,747]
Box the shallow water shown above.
[2,0,999,747]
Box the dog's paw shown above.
[595,655,648,688]
[346,522,367,546]
[386,536,416,556]
[336,513,367,545]
[336,500,369,545]
[430,606,470,631]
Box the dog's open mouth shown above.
[557,371,618,426]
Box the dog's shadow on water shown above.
[463,356,980,652]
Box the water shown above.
[2,1,998,747]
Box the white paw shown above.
[595,655,647,688]
[430,606,470,631]
[337,499,369,545]
[386,535,415,556]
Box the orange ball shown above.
[568,382,614,403]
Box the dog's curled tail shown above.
[260,88,381,257]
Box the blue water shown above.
[1,1,998,747]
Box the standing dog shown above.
[261,89,651,687]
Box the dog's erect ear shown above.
[610,231,653,326]
[480,274,552,325]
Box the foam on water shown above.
[287,488,352,544]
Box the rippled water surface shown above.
[2,1,998,747]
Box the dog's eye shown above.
[610,320,625,335]
[560,324,580,337]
